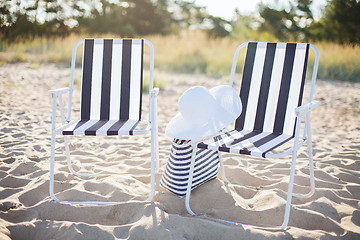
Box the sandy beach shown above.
[0,63,359,239]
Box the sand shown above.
[0,63,359,239]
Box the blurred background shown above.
[1,0,359,82]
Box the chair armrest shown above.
[49,88,70,126]
[149,88,159,127]
[48,88,69,97]
[295,100,319,117]
[150,88,159,97]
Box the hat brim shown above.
[166,85,242,141]
[165,104,234,141]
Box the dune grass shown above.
[1,31,359,82]
[314,42,360,82]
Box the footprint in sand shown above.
[33,145,46,153]
[0,176,31,188]
[12,133,26,138]
[352,210,360,227]
[0,201,22,211]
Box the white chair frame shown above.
[185,43,320,229]
[49,39,159,205]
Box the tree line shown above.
[1,0,359,45]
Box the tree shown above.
[257,0,314,41]
[122,0,172,35]
[311,0,360,45]
[0,0,82,40]
[172,0,230,37]
[76,0,175,36]
[0,0,238,40]
[205,16,230,38]
[76,0,134,36]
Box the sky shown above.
[194,0,327,20]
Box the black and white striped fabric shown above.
[161,139,219,197]
[62,39,144,136]
[198,42,310,157]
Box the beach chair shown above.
[48,39,159,205]
[185,42,320,229]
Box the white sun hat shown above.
[165,85,242,141]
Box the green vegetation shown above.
[1,31,360,82]
[1,0,359,82]
[314,43,360,82]
[2,0,359,44]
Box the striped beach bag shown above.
[160,139,220,197]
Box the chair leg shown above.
[185,145,197,216]
[50,132,155,205]
[306,126,315,196]
[64,136,104,178]
[293,113,315,199]
[49,129,61,203]
[218,151,230,183]
[58,93,102,178]
[150,90,160,173]
[50,126,155,204]
[146,126,156,202]
[182,122,314,229]
[49,132,116,205]
[49,95,61,203]
[155,120,160,173]
[280,115,303,229]
[280,149,298,229]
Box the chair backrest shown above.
[80,39,144,121]
[235,42,310,136]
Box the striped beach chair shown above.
[185,42,320,229]
[48,39,159,205]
